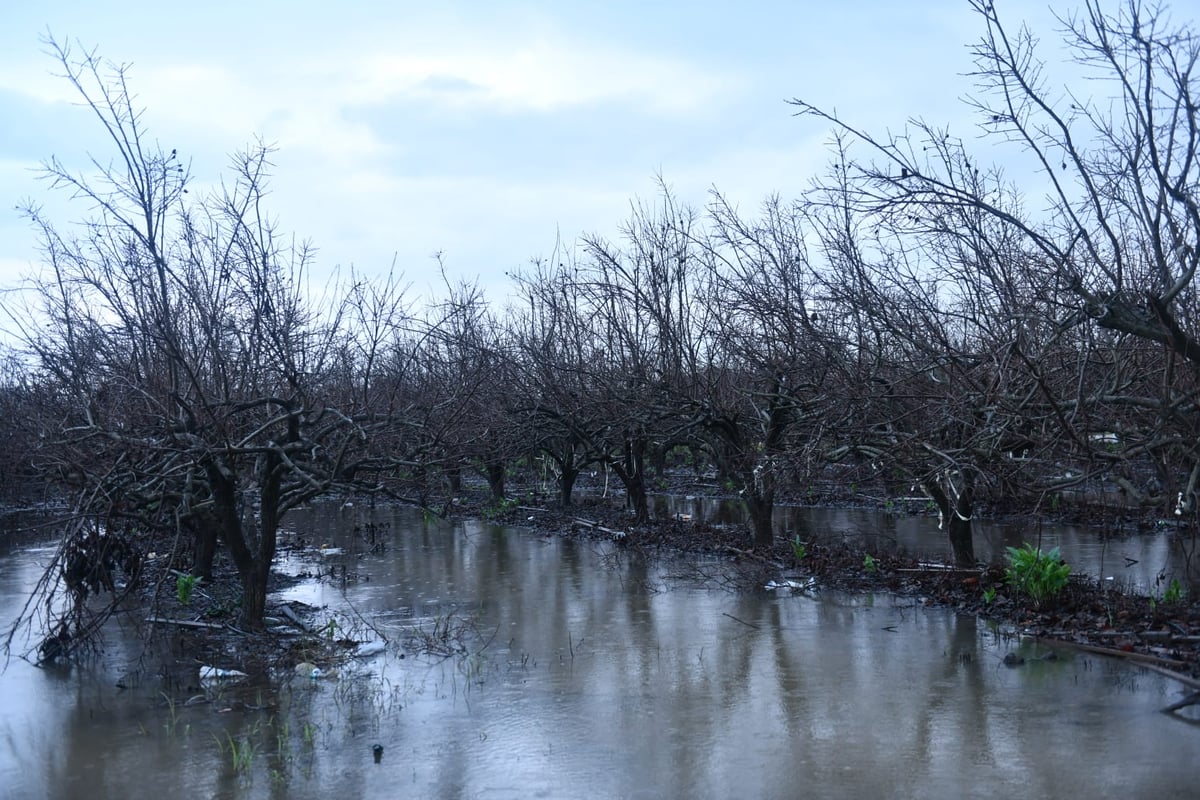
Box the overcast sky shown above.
[0,0,1067,305]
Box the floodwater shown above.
[1,504,1197,800]
[654,495,1197,595]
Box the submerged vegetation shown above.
[2,1,1200,663]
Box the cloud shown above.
[0,60,75,107]
[350,38,739,115]
[116,62,392,169]
[0,10,738,193]
[0,4,767,304]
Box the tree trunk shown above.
[650,445,668,482]
[946,510,975,567]
[205,453,281,631]
[626,477,649,523]
[444,464,462,495]
[548,445,581,507]
[745,489,776,546]
[485,459,506,503]
[558,466,579,507]
[713,445,735,488]
[240,558,270,630]
[611,436,649,523]
[742,455,778,547]
[608,462,650,522]
[922,472,976,567]
[190,514,217,583]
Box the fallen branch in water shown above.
[1163,690,1200,713]
[723,546,786,569]
[278,604,314,634]
[895,567,984,575]
[1140,662,1200,690]
[145,617,225,630]
[1033,636,1190,670]
[572,518,626,537]
[1134,662,1200,714]
[722,612,760,629]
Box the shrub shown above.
[1163,578,1185,604]
[790,535,807,562]
[1005,543,1070,606]
[175,573,200,606]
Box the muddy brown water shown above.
[1,503,1197,799]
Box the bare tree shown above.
[696,192,843,546]
[5,40,411,651]
[574,190,711,522]
[792,1,1200,545]
[509,252,601,507]
[0,351,41,501]
[420,275,522,506]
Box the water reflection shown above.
[0,505,1196,799]
[654,495,1195,593]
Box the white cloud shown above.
[122,62,391,168]
[3,0,1071,309]
[0,61,76,106]
[352,38,739,114]
[0,10,737,230]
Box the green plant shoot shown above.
[790,535,807,562]
[1005,543,1070,606]
[176,573,200,606]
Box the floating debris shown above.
[353,640,387,658]
[765,577,817,592]
[293,661,337,681]
[199,666,247,682]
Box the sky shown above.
[0,0,1070,309]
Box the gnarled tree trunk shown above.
[922,471,976,567]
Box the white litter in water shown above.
[765,577,817,592]
[199,666,247,681]
[318,547,344,557]
[354,640,387,658]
